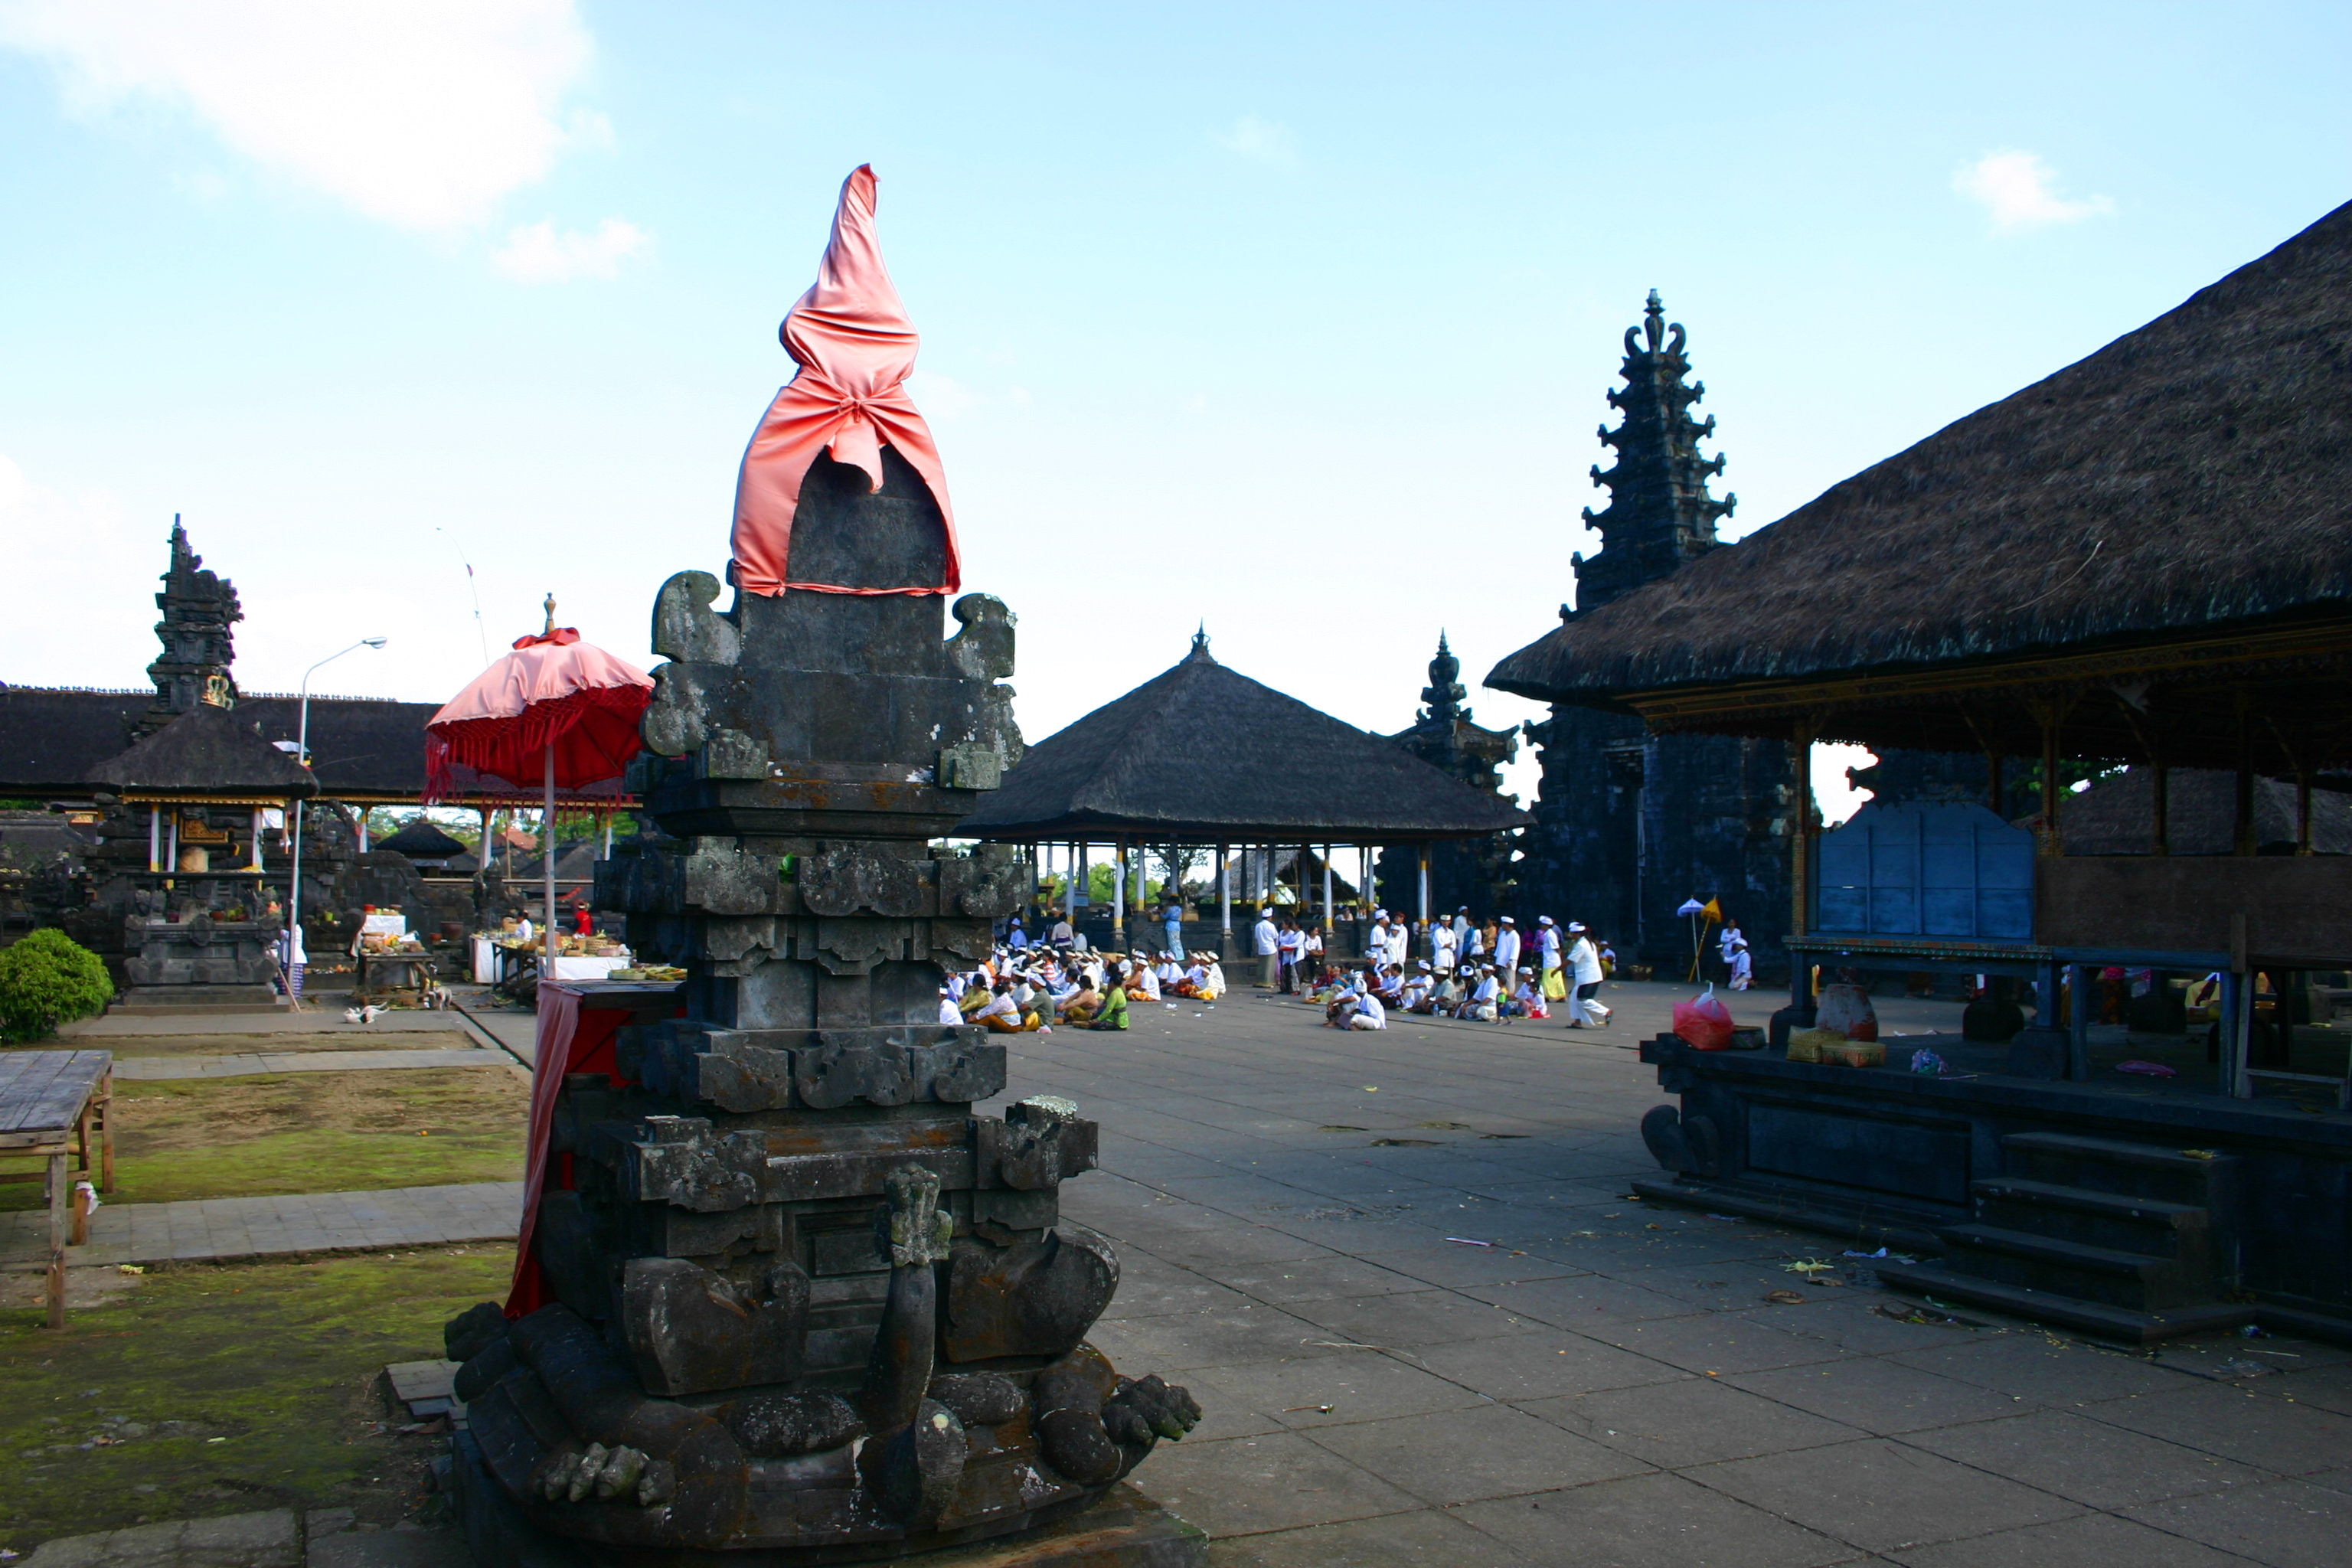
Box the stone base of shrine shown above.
[451,1429,1207,1568]
[108,984,291,1016]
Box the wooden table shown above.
[0,1050,115,1328]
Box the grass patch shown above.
[0,1246,513,1550]
[0,1068,527,1212]
[17,1029,485,1059]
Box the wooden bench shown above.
[0,1050,115,1328]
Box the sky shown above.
[2,1,2347,822]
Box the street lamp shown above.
[286,637,388,959]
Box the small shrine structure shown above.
[1375,633,1521,918]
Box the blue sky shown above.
[3,2,2347,815]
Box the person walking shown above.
[1253,905,1281,988]
[1276,918,1303,994]
[1494,916,1521,976]
[1566,922,1611,1027]
[1161,890,1186,962]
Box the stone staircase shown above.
[1876,1131,2251,1342]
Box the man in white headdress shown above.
[1493,916,1521,976]
[1431,917,1458,973]
[1566,922,1610,1027]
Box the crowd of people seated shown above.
[1290,906,1620,1029]
[938,923,1227,1034]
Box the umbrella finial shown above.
[543,593,557,636]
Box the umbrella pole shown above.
[544,745,557,998]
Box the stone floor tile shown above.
[1898,1408,2269,1508]
[1202,1503,1540,1566]
[1080,1302,1346,1373]
[1887,1334,2203,1409]
[1133,1429,1423,1537]
[1884,1511,2254,1567]
[1448,1469,1860,1568]
[1409,1328,1686,1401]
[1348,1243,1585,1292]
[1303,1402,1653,1505]
[2085,1381,2352,1475]
[20,1507,300,1566]
[1212,1254,1449,1304]
[1521,1372,1867,1467]
[1587,1308,1850,1376]
[1178,1351,1495,1431]
[2255,1361,2352,1417]
[1284,1289,1547,1349]
[1690,1436,2083,1553]
[2120,1478,2352,1568]
[1727,1356,2032,1435]
[1462,1271,1707,1328]
[305,1524,472,1566]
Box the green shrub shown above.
[0,929,115,1043]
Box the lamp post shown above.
[286,638,388,957]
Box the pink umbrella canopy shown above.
[423,626,655,803]
[730,163,961,599]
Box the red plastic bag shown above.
[1673,983,1736,1050]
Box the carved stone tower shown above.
[1571,290,1736,614]
[1380,633,1520,916]
[139,518,243,737]
[1515,296,1795,977]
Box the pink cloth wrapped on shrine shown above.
[729,164,961,598]
[423,628,655,802]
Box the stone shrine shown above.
[1377,633,1520,917]
[441,171,1202,1565]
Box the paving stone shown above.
[1448,1469,1860,1568]
[1689,1436,2084,1553]
[1898,1408,2270,1508]
[1303,1402,1653,1505]
[1178,1353,1494,1432]
[1585,1307,1851,1376]
[21,1508,299,1566]
[1136,1429,1423,1537]
[1727,1357,2032,1435]
[1203,1504,1540,1566]
[1522,1372,1867,1468]
[2120,1478,2352,1568]
[1462,1270,1707,1327]
[1884,1511,2253,1567]
[1284,1289,1547,1349]
[2085,1381,2352,1476]
[1408,1328,1686,1401]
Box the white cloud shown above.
[1952,151,2115,234]
[1214,113,1298,167]
[0,0,599,230]
[492,217,648,282]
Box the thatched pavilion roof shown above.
[1488,200,2352,737]
[87,704,317,800]
[375,818,470,861]
[956,635,1529,844]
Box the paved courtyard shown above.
[1011,981,2352,1568]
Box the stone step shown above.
[1970,1177,2212,1259]
[2000,1130,2239,1206]
[1873,1259,2252,1345]
[1935,1222,2208,1311]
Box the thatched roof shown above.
[957,636,1529,843]
[1489,199,2352,707]
[0,688,632,806]
[88,704,317,798]
[375,818,469,861]
[2057,766,2352,855]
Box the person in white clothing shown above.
[1465,965,1501,1022]
[1566,922,1611,1027]
[1347,988,1387,1030]
[1253,908,1281,988]
[1537,916,1563,973]
[1386,919,1410,970]
[1431,920,1457,972]
[1493,916,1521,975]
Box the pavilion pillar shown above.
[1416,846,1430,934]
[1790,724,1816,936]
[2233,696,2256,856]
[358,812,371,854]
[1111,840,1126,943]
[2152,760,2169,854]
[2297,770,2314,854]
[249,806,265,871]
[167,809,181,880]
[1217,844,1230,935]
[602,812,615,859]
[147,805,162,874]
[1073,842,1089,925]
[1322,844,1334,936]
[2032,700,2064,857]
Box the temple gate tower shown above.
[137,518,243,738]
[1514,294,1800,978]
[1378,633,1521,917]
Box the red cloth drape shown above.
[505,984,629,1318]
[729,165,960,599]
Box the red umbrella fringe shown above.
[423,684,652,804]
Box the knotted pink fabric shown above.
[729,164,961,598]
[423,629,655,802]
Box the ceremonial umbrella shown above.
[424,599,655,983]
